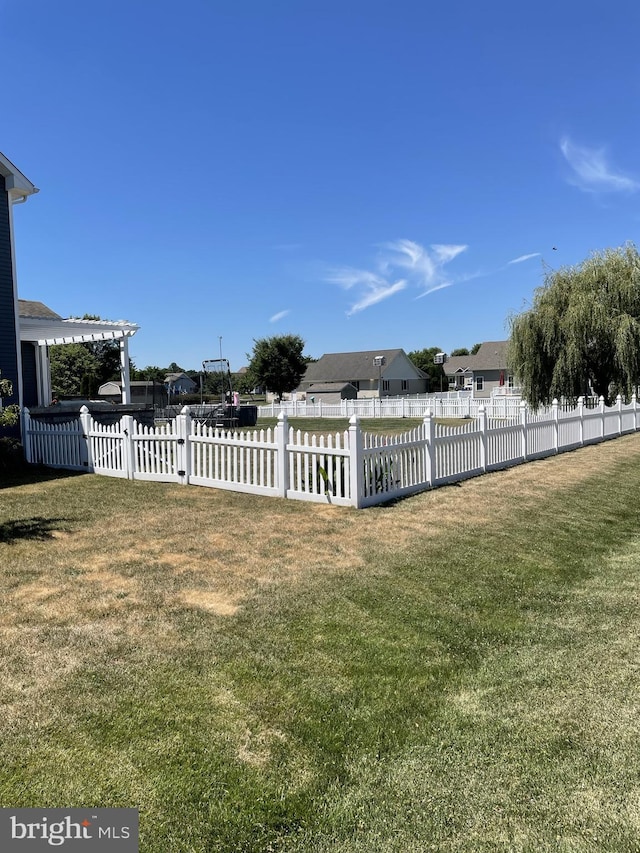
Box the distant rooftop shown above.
[18,300,63,320]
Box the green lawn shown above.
[257,416,468,435]
[1,435,640,851]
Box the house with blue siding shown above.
[1,152,140,437]
[0,152,38,420]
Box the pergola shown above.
[19,307,139,405]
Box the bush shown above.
[0,438,25,474]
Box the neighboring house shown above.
[165,372,197,395]
[298,349,429,399]
[443,341,515,398]
[0,153,38,420]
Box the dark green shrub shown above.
[0,438,25,474]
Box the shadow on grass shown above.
[0,467,87,490]
[0,516,74,544]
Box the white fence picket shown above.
[88,420,129,478]
[189,421,280,497]
[132,419,182,482]
[286,427,351,505]
[23,414,85,470]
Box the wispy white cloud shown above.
[508,252,540,265]
[382,239,437,285]
[327,266,407,316]
[416,281,454,299]
[431,244,468,264]
[560,136,639,193]
[328,238,468,315]
[347,280,407,316]
[326,267,386,290]
[269,309,290,323]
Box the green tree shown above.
[234,371,256,396]
[49,315,122,397]
[407,346,446,392]
[132,365,165,383]
[49,344,103,397]
[509,243,640,407]
[450,343,481,356]
[246,334,308,400]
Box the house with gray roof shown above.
[443,340,515,398]
[165,372,197,395]
[298,349,429,401]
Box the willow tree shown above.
[508,244,640,407]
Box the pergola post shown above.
[37,343,52,404]
[120,335,131,404]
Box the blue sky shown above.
[4,0,640,373]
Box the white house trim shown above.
[0,151,39,203]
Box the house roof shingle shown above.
[18,300,62,320]
[302,349,426,384]
[165,372,196,384]
[471,341,510,371]
[307,382,357,393]
[443,341,510,376]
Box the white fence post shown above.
[552,398,559,453]
[423,410,435,487]
[478,405,487,472]
[633,393,638,432]
[276,412,288,498]
[520,400,528,461]
[600,396,606,439]
[177,406,191,484]
[577,396,584,447]
[21,408,33,463]
[348,414,363,508]
[617,394,623,435]
[122,414,135,479]
[79,405,93,470]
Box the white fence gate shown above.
[21,395,640,509]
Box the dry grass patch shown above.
[2,436,639,628]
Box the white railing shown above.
[21,395,640,509]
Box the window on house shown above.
[475,375,484,391]
[401,379,408,391]
[507,375,514,388]
[382,380,390,392]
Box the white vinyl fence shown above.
[263,393,535,420]
[22,395,640,509]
